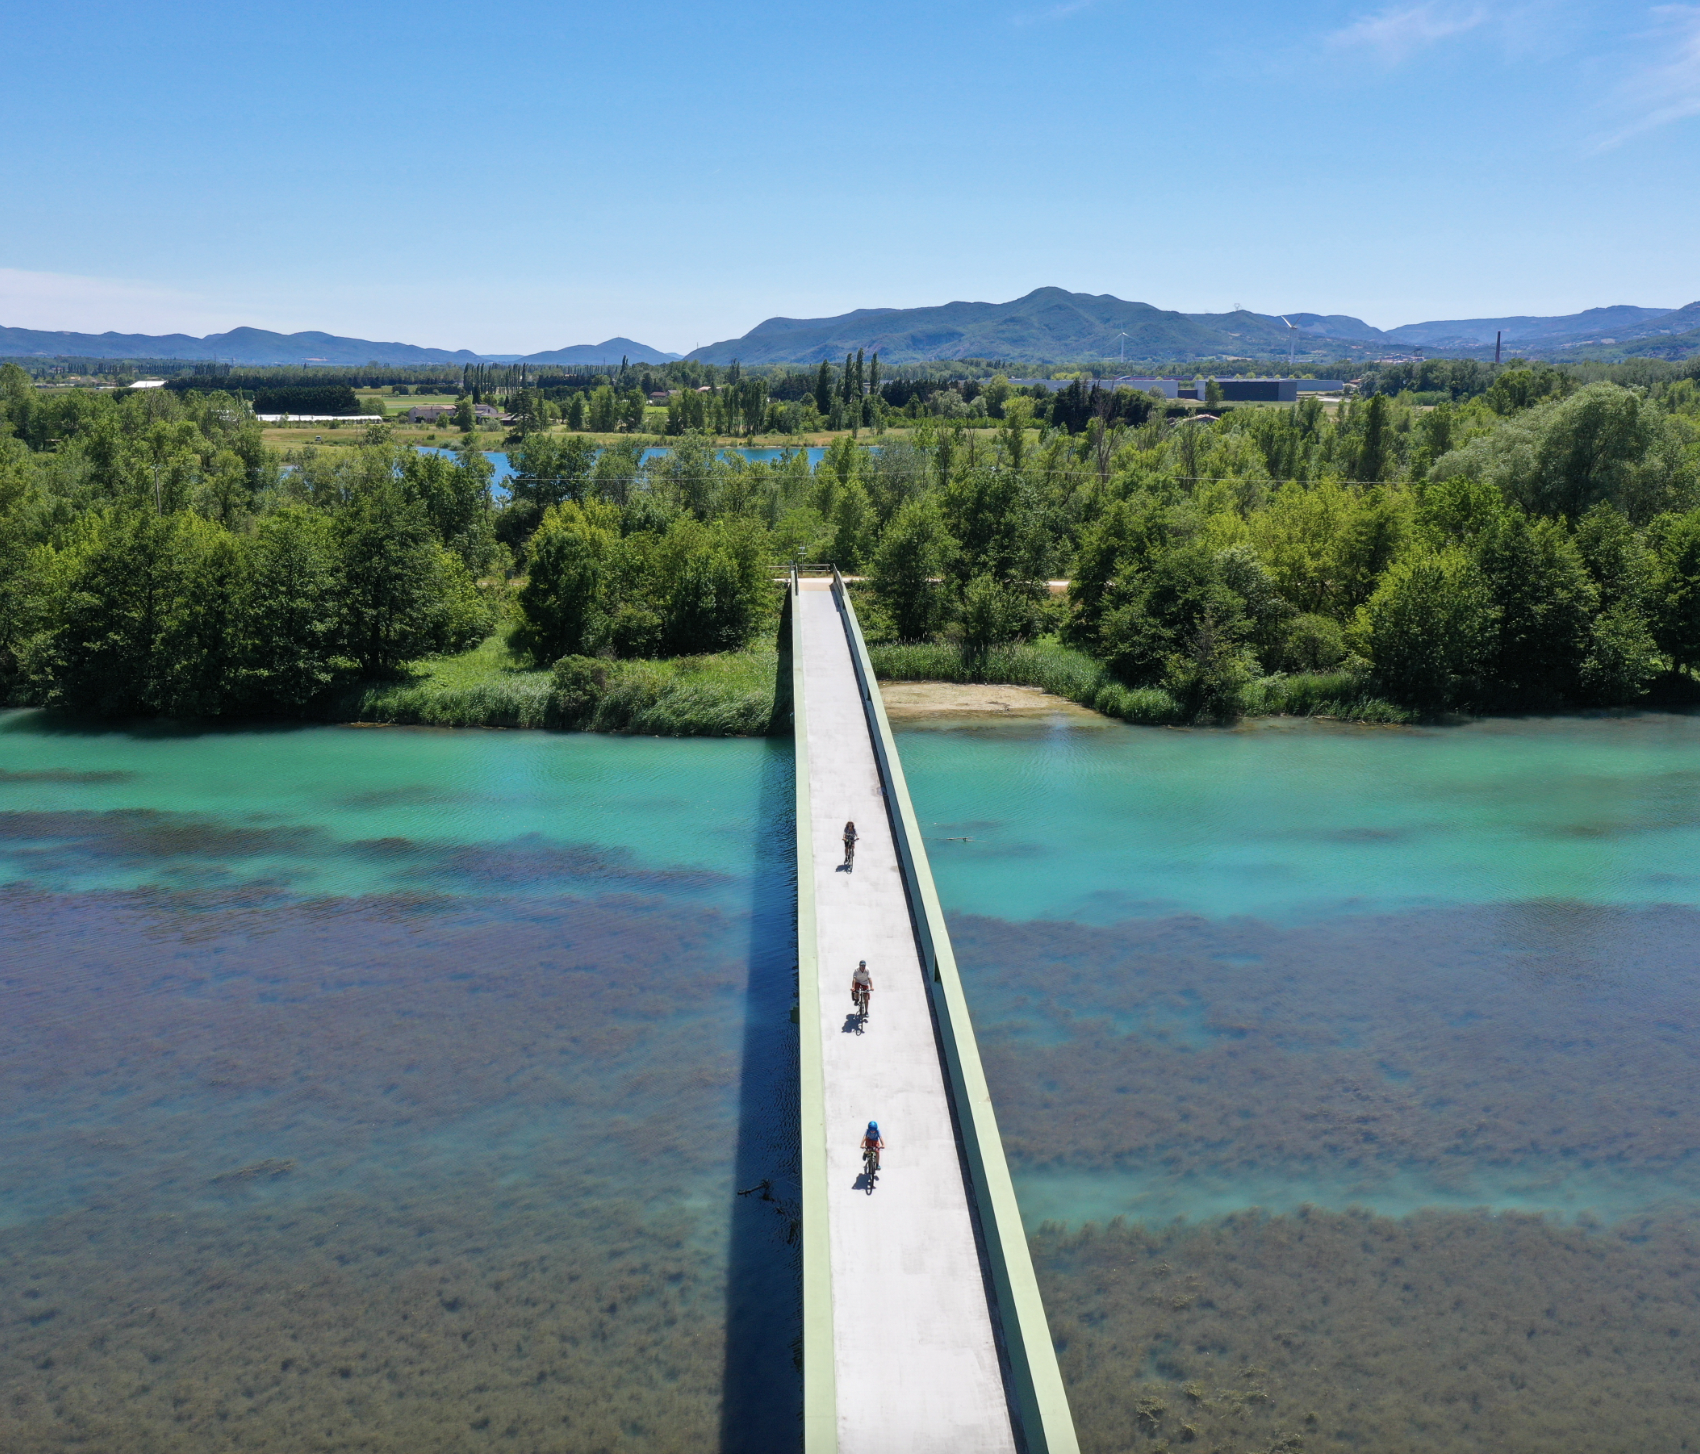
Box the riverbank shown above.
[318,632,1413,737]
[868,640,1413,727]
[326,635,779,736]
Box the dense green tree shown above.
[516,499,621,662]
[587,385,618,433]
[402,442,498,574]
[815,361,832,417]
[1214,544,1293,661]
[240,506,340,709]
[1357,549,1493,710]
[501,433,598,554]
[646,432,725,521]
[941,464,1046,590]
[828,476,873,571]
[592,438,645,507]
[1580,602,1661,704]
[0,437,39,692]
[22,508,190,715]
[334,479,445,675]
[1574,501,1653,613]
[516,503,767,663]
[1095,542,1247,687]
[1648,508,1700,672]
[153,514,245,716]
[1064,494,1172,652]
[1250,480,1407,617]
[870,496,952,641]
[957,572,1028,661]
[1353,393,1390,482]
[1433,383,1695,522]
[1484,366,1571,415]
[655,517,769,656]
[1473,510,1596,705]
[1163,607,1257,722]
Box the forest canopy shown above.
[4,357,1700,726]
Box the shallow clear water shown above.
[897,713,1700,1225]
[9,706,1700,1451]
[897,711,1700,1452]
[0,712,799,1451]
[904,712,1700,924]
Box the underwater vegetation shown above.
[1034,1208,1700,1454]
[0,886,798,1452]
[956,908,1700,1184]
[950,908,1700,1451]
[0,1182,726,1454]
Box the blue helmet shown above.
[867,1121,879,1135]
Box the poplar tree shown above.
[815,360,832,416]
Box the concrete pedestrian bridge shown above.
[789,568,1078,1454]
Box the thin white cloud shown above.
[1590,4,1700,151]
[1329,2,1489,62]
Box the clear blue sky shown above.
[2,0,1696,353]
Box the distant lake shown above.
[414,444,830,499]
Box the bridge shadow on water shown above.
[718,736,803,1451]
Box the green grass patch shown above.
[329,633,780,736]
[551,650,779,736]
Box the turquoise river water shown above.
[2,707,1698,1452]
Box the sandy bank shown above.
[878,681,1106,724]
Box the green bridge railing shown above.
[792,565,1080,1454]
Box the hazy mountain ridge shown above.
[1384,305,1677,349]
[0,325,485,365]
[689,288,1327,364]
[7,291,1700,367]
[691,288,1700,364]
[508,337,682,365]
[0,326,679,367]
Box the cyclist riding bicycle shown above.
[861,1121,884,1176]
[842,820,858,866]
[850,960,872,1017]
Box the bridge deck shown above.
[795,579,1019,1454]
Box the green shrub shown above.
[1246,671,1414,724]
[332,634,778,736]
[1092,681,1184,725]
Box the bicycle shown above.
[862,1144,879,1192]
[853,983,870,1024]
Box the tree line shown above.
[8,353,1700,724]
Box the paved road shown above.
[796,581,1018,1454]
